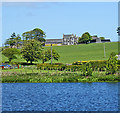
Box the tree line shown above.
[4,28,107,48]
[2,28,60,64]
[4,28,46,48]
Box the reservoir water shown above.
[2,82,119,111]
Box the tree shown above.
[21,39,43,64]
[92,35,98,37]
[22,31,32,40]
[100,37,105,40]
[106,52,118,74]
[2,48,20,62]
[5,32,16,47]
[5,33,22,48]
[41,49,60,63]
[78,32,92,44]
[22,28,46,42]
[32,28,46,41]
[15,34,22,49]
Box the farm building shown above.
[45,39,63,45]
[90,36,111,43]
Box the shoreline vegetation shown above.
[2,68,120,83]
[1,52,120,83]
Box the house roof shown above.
[64,34,73,36]
[46,39,63,42]
[63,34,75,39]
[92,36,98,39]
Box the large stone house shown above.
[45,34,79,45]
[63,34,79,45]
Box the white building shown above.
[63,34,79,45]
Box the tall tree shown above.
[21,39,43,64]
[22,31,32,40]
[32,28,46,41]
[22,28,46,43]
[5,32,16,47]
[15,34,22,49]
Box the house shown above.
[63,34,79,45]
[45,34,79,45]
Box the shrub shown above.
[82,62,93,76]
[106,52,118,74]
[66,65,82,71]
[117,60,120,65]
[72,60,107,71]
[89,60,107,71]
[86,62,93,76]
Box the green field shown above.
[1,42,118,64]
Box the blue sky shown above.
[2,2,118,45]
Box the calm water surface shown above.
[2,82,119,111]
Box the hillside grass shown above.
[1,42,118,64]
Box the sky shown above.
[2,2,118,46]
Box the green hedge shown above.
[72,60,107,71]
[37,63,66,71]
[37,63,82,71]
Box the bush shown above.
[66,65,82,71]
[106,52,118,74]
[73,60,107,71]
[89,60,107,71]
[117,60,120,65]
[82,62,93,76]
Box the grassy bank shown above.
[2,71,120,83]
[1,42,118,64]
